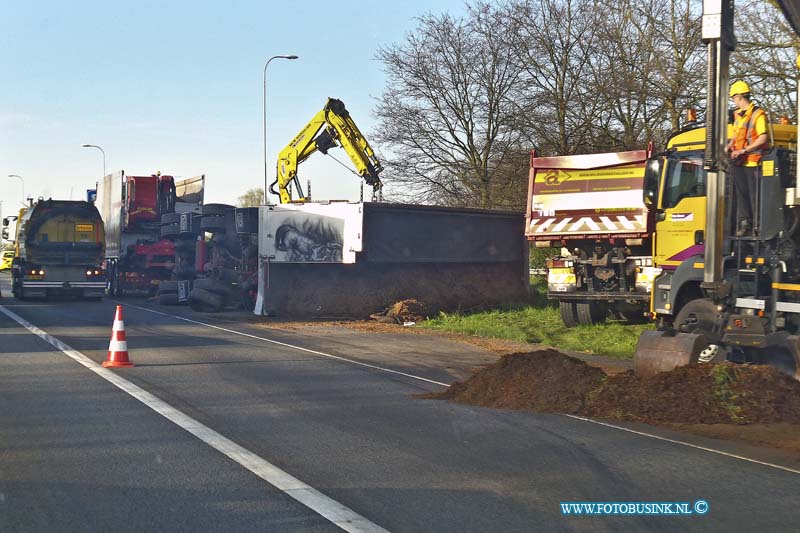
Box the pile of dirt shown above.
[425,350,800,425]
[370,299,432,324]
[420,350,606,413]
[586,363,800,424]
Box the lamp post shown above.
[81,144,106,178]
[7,174,25,206]
[81,144,106,177]
[263,54,298,203]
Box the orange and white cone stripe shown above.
[103,305,134,368]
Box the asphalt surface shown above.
[1,272,799,532]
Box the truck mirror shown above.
[643,158,662,206]
[2,228,8,240]
[2,217,8,227]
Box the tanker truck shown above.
[5,199,106,300]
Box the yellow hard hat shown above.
[729,80,751,97]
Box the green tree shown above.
[237,188,265,207]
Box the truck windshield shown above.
[662,150,705,209]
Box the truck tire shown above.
[188,288,224,312]
[559,301,579,328]
[192,277,230,295]
[159,281,179,293]
[202,204,235,217]
[161,223,180,237]
[577,301,606,326]
[159,292,180,305]
[200,216,227,232]
[161,212,181,224]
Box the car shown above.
[0,250,14,271]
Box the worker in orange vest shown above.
[726,80,769,236]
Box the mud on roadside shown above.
[420,350,800,455]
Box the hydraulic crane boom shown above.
[271,98,383,203]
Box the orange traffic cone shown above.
[103,305,134,368]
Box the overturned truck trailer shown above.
[253,202,528,317]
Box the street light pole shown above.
[7,174,25,206]
[263,54,298,204]
[82,144,106,178]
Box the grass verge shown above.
[419,277,652,359]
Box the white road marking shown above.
[124,302,800,477]
[121,302,449,387]
[0,304,390,533]
[562,414,800,476]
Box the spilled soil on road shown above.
[423,349,800,424]
[421,349,800,453]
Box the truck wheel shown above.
[192,277,230,295]
[161,223,180,237]
[159,292,180,305]
[161,212,181,224]
[577,301,606,325]
[158,280,179,293]
[559,301,579,328]
[200,216,227,232]
[202,204,235,217]
[188,288,223,312]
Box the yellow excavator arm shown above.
[271,98,383,204]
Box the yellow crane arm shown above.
[272,98,383,203]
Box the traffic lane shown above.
[0,271,498,385]
[155,305,499,384]
[2,297,667,532]
[0,289,473,388]
[0,310,339,533]
[8,302,799,532]
[6,294,791,530]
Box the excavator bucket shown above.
[633,330,708,378]
[762,333,800,381]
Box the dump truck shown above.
[95,171,204,296]
[526,149,660,326]
[5,199,105,300]
[634,0,800,380]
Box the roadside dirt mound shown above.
[586,363,800,425]
[370,299,432,324]
[424,350,800,425]
[420,350,606,413]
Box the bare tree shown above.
[371,0,798,208]
[731,0,799,121]
[237,188,264,207]
[373,4,527,209]
[509,0,600,156]
[646,0,705,138]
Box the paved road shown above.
[1,272,799,532]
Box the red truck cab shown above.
[125,174,176,228]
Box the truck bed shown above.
[525,150,651,241]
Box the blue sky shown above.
[0,0,467,221]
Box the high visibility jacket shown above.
[732,103,768,167]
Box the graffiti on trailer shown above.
[274,217,344,262]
